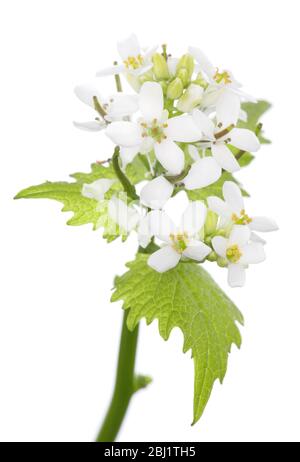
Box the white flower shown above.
[189,46,256,125]
[184,146,222,190]
[107,196,158,248]
[147,201,211,273]
[207,181,278,233]
[73,84,139,131]
[140,176,174,210]
[212,225,266,287]
[191,108,260,173]
[106,82,201,175]
[96,34,157,77]
[82,179,115,201]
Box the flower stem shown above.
[96,310,139,442]
[113,62,123,92]
[112,147,139,200]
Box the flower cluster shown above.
[75,34,278,287]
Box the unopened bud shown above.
[176,54,194,81]
[167,77,184,100]
[217,257,228,268]
[176,84,203,112]
[193,72,209,89]
[139,70,154,85]
[205,211,218,235]
[152,53,170,80]
[207,251,217,262]
[176,68,189,87]
[159,80,168,96]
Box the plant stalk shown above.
[96,310,139,442]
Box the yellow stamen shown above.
[226,244,242,263]
[213,68,232,85]
[123,54,144,70]
[231,209,252,225]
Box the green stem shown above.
[96,310,139,442]
[112,147,139,200]
[113,62,123,92]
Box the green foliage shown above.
[186,172,249,202]
[112,253,243,424]
[14,163,125,241]
[239,100,271,144]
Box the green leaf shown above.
[14,163,126,241]
[186,172,249,202]
[112,254,243,424]
[239,100,271,144]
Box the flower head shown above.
[96,34,157,78]
[212,225,266,287]
[106,81,201,175]
[147,201,211,272]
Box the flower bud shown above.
[152,53,170,80]
[176,84,203,112]
[193,72,209,89]
[167,78,184,100]
[217,257,228,268]
[205,211,218,235]
[159,80,168,96]
[176,68,189,87]
[139,70,155,85]
[207,251,217,262]
[176,54,194,80]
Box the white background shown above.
[0,0,299,442]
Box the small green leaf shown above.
[186,172,249,202]
[239,100,271,144]
[112,254,243,424]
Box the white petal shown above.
[130,63,153,76]
[239,109,248,122]
[119,146,140,168]
[228,264,246,287]
[240,243,265,264]
[148,246,181,273]
[82,179,114,201]
[229,225,251,247]
[165,115,201,142]
[183,157,222,190]
[222,181,244,214]
[143,44,159,60]
[139,82,163,122]
[106,94,139,120]
[211,143,240,173]
[180,201,207,235]
[96,64,125,77]
[106,121,142,147]
[249,217,279,232]
[117,33,141,60]
[176,84,203,113]
[183,241,211,261]
[147,210,176,242]
[188,47,215,78]
[192,109,215,139]
[137,214,152,248]
[250,232,266,245]
[167,57,178,76]
[207,196,231,218]
[229,128,260,152]
[211,236,228,258]
[140,176,174,210]
[216,90,241,128]
[108,197,139,232]
[154,140,184,175]
[73,121,104,132]
[74,84,101,107]
[188,145,200,162]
